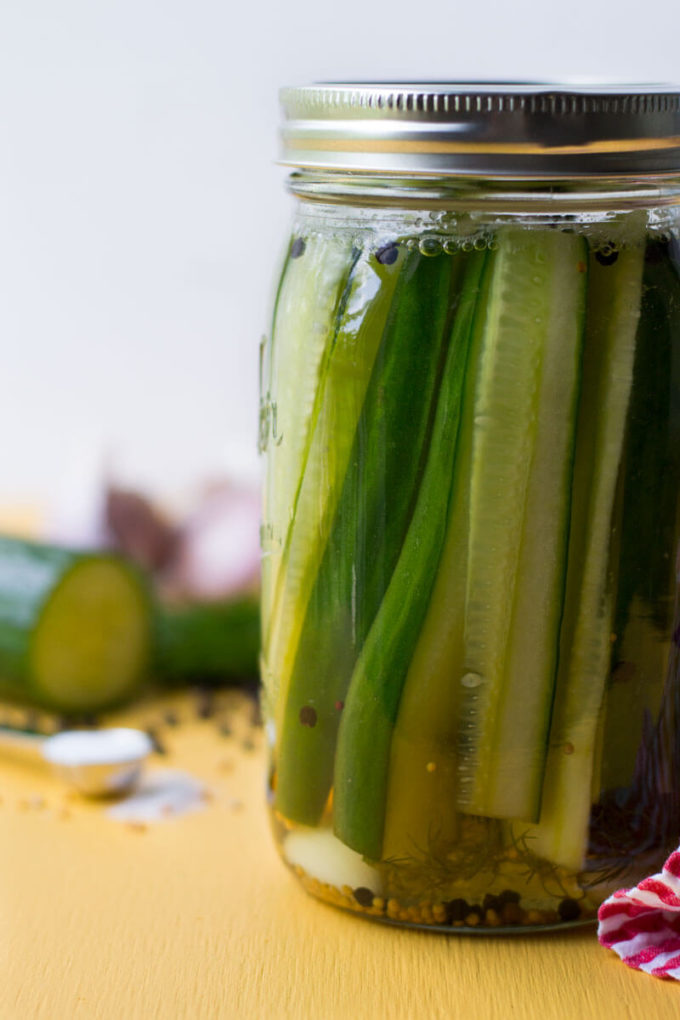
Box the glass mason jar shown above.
[260,83,680,931]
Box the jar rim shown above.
[279,82,680,178]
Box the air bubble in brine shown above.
[419,237,443,257]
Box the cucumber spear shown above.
[518,216,646,872]
[274,247,467,826]
[332,249,487,860]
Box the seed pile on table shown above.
[0,686,264,824]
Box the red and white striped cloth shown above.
[598,849,680,979]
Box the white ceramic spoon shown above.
[0,725,153,795]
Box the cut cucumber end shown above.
[30,558,151,711]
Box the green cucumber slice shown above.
[458,229,588,820]
[518,216,646,872]
[381,258,493,861]
[333,249,487,860]
[260,233,356,642]
[263,244,403,724]
[600,237,680,792]
[0,538,152,712]
[274,248,464,826]
[382,230,588,859]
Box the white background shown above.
[1,0,679,503]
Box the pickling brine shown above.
[261,82,680,931]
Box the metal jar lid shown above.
[279,82,680,178]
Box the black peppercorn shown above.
[353,887,374,907]
[558,898,581,922]
[290,237,306,259]
[376,243,399,265]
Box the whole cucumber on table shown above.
[156,597,259,684]
[274,246,468,826]
[0,536,152,712]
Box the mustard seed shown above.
[502,902,523,924]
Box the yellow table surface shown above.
[1,689,678,1020]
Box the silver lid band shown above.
[280,84,680,177]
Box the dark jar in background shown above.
[260,83,680,931]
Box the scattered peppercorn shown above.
[219,722,232,738]
[242,738,255,752]
[163,710,179,727]
[145,727,167,755]
[194,687,215,719]
[334,700,344,711]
